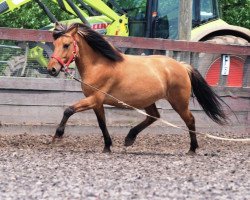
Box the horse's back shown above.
[122,54,191,88]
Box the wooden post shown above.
[178,0,192,40]
[178,0,193,63]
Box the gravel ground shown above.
[0,132,249,200]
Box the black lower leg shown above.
[124,118,154,146]
[189,132,198,153]
[100,124,112,152]
[94,108,112,152]
[125,104,160,146]
[188,119,198,153]
[55,106,75,138]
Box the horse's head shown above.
[48,22,124,76]
[47,23,79,77]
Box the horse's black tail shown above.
[189,68,228,125]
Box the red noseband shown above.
[51,36,78,72]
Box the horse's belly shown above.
[104,80,166,109]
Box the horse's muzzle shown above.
[48,66,61,77]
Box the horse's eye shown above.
[63,44,70,49]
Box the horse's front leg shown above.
[93,106,112,153]
[52,96,96,142]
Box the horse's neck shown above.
[75,40,100,77]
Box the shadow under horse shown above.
[47,22,228,154]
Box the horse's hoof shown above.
[186,150,196,156]
[102,147,111,153]
[55,127,64,137]
[124,136,136,147]
[51,135,63,143]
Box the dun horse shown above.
[47,23,227,154]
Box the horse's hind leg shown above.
[124,103,160,147]
[170,100,198,154]
[94,106,112,153]
[180,110,198,154]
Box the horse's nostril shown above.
[48,67,58,76]
[51,67,57,74]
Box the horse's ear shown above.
[55,21,59,27]
[68,24,79,38]
[53,22,66,40]
[54,21,62,29]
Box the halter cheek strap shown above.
[51,37,78,72]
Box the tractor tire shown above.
[3,55,49,78]
[3,42,53,78]
[198,35,249,87]
[3,55,26,77]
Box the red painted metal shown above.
[206,59,220,86]
[205,56,245,87]
[227,57,244,87]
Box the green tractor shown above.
[1,0,249,86]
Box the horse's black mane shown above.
[53,22,123,62]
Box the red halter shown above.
[51,36,78,72]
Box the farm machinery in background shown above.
[0,0,129,77]
[0,0,249,86]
